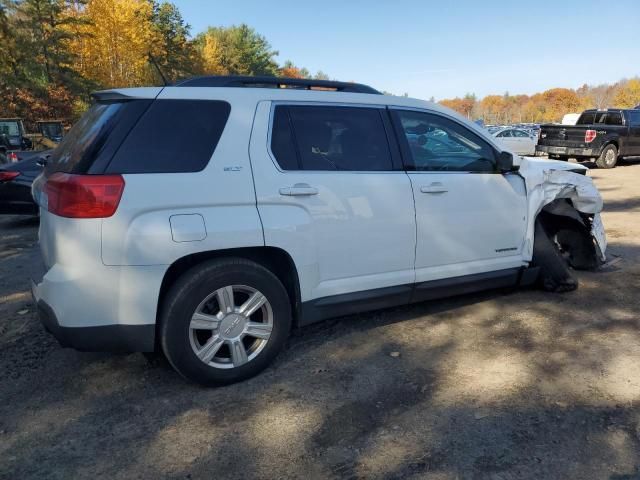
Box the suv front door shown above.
[391,109,527,290]
[250,101,417,310]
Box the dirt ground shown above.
[2,160,640,480]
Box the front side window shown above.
[394,110,496,172]
[270,105,393,171]
[513,130,529,138]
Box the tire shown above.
[531,219,578,292]
[160,258,292,386]
[556,156,569,162]
[556,227,600,270]
[595,144,618,169]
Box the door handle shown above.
[420,183,448,194]
[279,183,319,196]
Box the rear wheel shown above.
[160,258,292,386]
[595,144,618,169]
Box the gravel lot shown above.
[2,160,640,480]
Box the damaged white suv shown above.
[31,76,606,386]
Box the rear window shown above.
[47,100,151,174]
[106,100,230,174]
[576,112,595,125]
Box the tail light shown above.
[585,130,597,143]
[0,171,20,183]
[8,152,18,163]
[44,173,125,218]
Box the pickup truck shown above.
[536,108,640,168]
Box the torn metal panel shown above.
[518,157,607,261]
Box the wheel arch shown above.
[156,246,302,348]
[600,139,619,154]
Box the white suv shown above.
[31,76,607,385]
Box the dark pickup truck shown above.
[536,108,640,168]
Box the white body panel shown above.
[249,101,416,302]
[408,171,528,283]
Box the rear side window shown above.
[576,112,595,125]
[107,100,230,174]
[47,100,151,174]
[270,105,393,171]
[605,112,623,126]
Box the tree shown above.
[279,60,305,78]
[68,0,159,88]
[195,24,279,76]
[440,93,476,118]
[541,88,581,122]
[15,0,87,88]
[613,79,640,108]
[150,1,198,83]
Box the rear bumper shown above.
[536,145,596,158]
[31,264,160,353]
[33,290,155,352]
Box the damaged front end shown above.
[519,157,606,272]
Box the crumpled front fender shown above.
[518,157,606,261]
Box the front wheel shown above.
[160,258,292,386]
[596,144,618,169]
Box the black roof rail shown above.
[173,75,382,94]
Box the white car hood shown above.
[517,156,606,260]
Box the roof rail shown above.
[174,75,382,94]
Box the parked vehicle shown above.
[36,120,65,143]
[493,128,537,156]
[536,108,640,168]
[0,118,33,151]
[0,153,43,215]
[31,76,607,386]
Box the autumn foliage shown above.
[439,80,640,124]
[0,0,323,125]
[1,0,639,128]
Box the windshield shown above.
[41,123,63,138]
[0,121,20,137]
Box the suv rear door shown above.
[250,101,416,307]
[391,108,528,292]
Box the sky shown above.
[171,0,640,100]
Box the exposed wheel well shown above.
[156,247,302,348]
[536,200,600,271]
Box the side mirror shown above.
[497,151,518,172]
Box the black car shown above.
[0,152,45,215]
[536,108,640,168]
